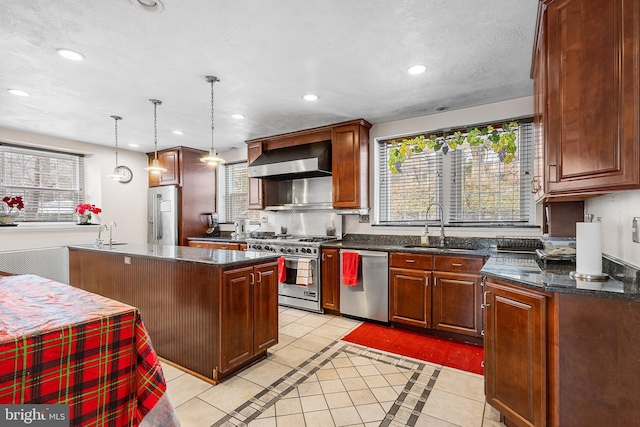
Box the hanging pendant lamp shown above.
[145,99,167,173]
[107,115,133,183]
[200,76,225,165]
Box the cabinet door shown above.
[484,279,547,427]
[389,267,431,328]
[432,271,481,337]
[247,141,265,210]
[545,0,640,195]
[148,149,180,187]
[253,262,279,354]
[332,124,368,209]
[221,266,254,372]
[321,248,340,310]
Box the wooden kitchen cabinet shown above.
[247,141,265,210]
[531,3,548,202]
[331,121,372,209]
[389,252,433,328]
[220,260,278,374]
[535,0,640,198]
[147,146,216,245]
[321,248,340,311]
[484,277,548,427]
[188,241,245,250]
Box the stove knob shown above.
[279,248,286,253]
[264,245,270,251]
[302,248,309,254]
[286,248,293,254]
[254,244,262,250]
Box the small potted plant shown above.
[1,196,24,225]
[75,203,101,225]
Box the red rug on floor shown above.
[341,322,484,375]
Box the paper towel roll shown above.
[576,222,602,275]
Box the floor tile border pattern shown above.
[211,341,441,427]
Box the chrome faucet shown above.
[425,202,445,247]
[97,224,108,245]
[108,221,117,247]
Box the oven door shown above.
[279,257,319,302]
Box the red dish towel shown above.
[278,257,286,283]
[342,252,360,286]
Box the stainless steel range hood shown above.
[247,141,331,180]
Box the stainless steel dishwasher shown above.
[339,249,389,322]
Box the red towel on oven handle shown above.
[342,252,360,286]
[278,257,286,283]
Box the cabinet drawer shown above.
[390,252,433,269]
[188,241,240,250]
[434,255,484,273]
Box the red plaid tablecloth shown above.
[0,274,180,426]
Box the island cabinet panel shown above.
[542,0,640,196]
[484,278,548,427]
[321,248,340,311]
[68,248,278,384]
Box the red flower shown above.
[2,196,24,213]
[75,203,102,215]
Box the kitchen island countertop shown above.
[68,243,279,267]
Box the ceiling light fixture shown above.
[145,99,167,173]
[171,130,184,135]
[56,48,85,61]
[407,64,427,75]
[436,106,449,112]
[200,76,225,166]
[129,0,164,13]
[107,116,133,183]
[7,89,30,97]
[232,114,245,119]
[303,94,319,101]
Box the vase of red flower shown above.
[1,196,24,225]
[75,203,101,225]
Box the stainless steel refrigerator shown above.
[148,185,178,245]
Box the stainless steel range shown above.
[246,235,337,313]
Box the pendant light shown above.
[200,76,225,165]
[145,99,167,173]
[107,115,133,183]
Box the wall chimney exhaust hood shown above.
[247,141,331,180]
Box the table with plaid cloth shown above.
[0,274,180,426]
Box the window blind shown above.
[449,122,534,223]
[0,144,84,222]
[224,162,249,223]
[378,143,443,223]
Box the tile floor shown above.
[163,307,506,427]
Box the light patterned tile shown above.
[331,357,354,369]
[414,414,460,427]
[341,377,369,391]
[297,380,323,397]
[356,402,386,423]
[300,394,329,412]
[324,391,353,409]
[248,416,277,427]
[434,368,485,402]
[174,398,225,427]
[269,333,296,352]
[325,316,362,330]
[310,324,351,340]
[347,389,377,406]
[330,406,363,427]
[274,413,306,427]
[279,313,299,327]
[165,372,213,407]
[484,402,501,421]
[316,367,340,381]
[289,334,334,353]
[422,389,485,427]
[370,386,399,403]
[270,345,315,368]
[354,364,380,377]
[279,322,315,338]
[275,397,302,416]
[320,378,346,394]
[482,419,507,427]
[197,376,264,413]
[236,360,293,388]
[296,313,333,328]
[336,367,361,379]
[160,361,185,381]
[384,372,409,386]
[362,375,390,389]
[304,409,336,427]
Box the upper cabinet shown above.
[534,0,640,200]
[148,149,180,187]
[246,119,372,210]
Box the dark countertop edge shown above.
[67,244,280,268]
[320,241,490,258]
[186,236,248,243]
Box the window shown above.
[377,120,534,226]
[222,162,249,223]
[0,144,84,222]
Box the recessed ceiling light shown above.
[128,0,164,13]
[303,94,318,102]
[436,106,449,112]
[232,114,245,119]
[56,48,85,61]
[171,130,184,135]
[128,143,139,148]
[407,64,427,75]
[7,89,30,97]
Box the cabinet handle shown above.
[481,329,485,336]
[451,263,462,267]
[481,361,485,368]
[322,253,326,261]
[406,259,415,263]
[257,271,262,283]
[481,291,490,308]
[531,176,541,193]
[250,273,255,285]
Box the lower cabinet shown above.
[188,241,247,250]
[321,248,340,311]
[484,277,548,427]
[221,261,278,374]
[389,266,431,328]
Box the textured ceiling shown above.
[0,1,538,154]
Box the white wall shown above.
[585,190,640,267]
[0,127,149,251]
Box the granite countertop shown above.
[321,240,491,258]
[481,252,639,301]
[67,243,279,267]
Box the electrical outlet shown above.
[359,214,370,223]
[260,216,268,223]
[124,256,131,265]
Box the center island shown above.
[68,243,280,384]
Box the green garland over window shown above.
[387,121,519,174]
